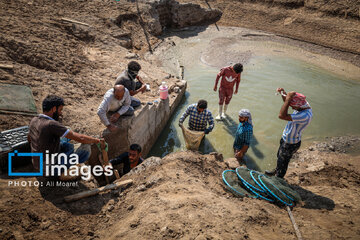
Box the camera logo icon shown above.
[8,150,43,176]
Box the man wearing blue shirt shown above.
[266,88,313,178]
[233,109,253,163]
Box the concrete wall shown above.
[88,80,187,185]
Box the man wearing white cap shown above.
[233,109,253,163]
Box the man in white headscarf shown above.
[233,109,253,162]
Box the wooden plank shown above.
[98,153,110,184]
[0,64,13,70]
[64,179,133,202]
[287,206,303,240]
[61,17,90,27]
[114,169,120,179]
[100,139,109,165]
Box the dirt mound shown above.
[0,0,223,135]
[1,137,360,239]
[98,148,360,239]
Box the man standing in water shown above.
[233,109,253,164]
[265,88,313,178]
[213,63,243,120]
[178,99,214,135]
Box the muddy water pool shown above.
[148,27,360,171]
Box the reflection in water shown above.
[149,56,360,171]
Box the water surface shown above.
[149,32,360,171]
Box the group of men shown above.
[28,61,147,180]
[27,59,312,180]
[179,63,313,178]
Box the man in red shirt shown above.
[213,63,243,120]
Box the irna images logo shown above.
[8,150,113,180]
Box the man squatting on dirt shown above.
[97,85,134,132]
[266,88,313,178]
[28,95,100,180]
[233,109,253,163]
[213,63,243,120]
[115,61,147,107]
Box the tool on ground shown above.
[64,179,133,202]
[287,206,303,240]
[223,167,303,239]
[0,64,13,70]
[222,167,301,206]
[97,139,120,182]
[60,17,90,26]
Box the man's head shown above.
[113,85,125,101]
[289,92,309,110]
[238,109,252,125]
[129,144,142,163]
[42,95,65,121]
[127,61,141,79]
[197,99,208,113]
[233,63,243,74]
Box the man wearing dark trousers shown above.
[265,88,313,178]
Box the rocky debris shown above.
[304,0,359,19]
[210,152,223,162]
[316,136,360,153]
[170,1,222,28]
[224,157,241,169]
[120,0,222,36]
[128,156,162,176]
[65,24,95,42]
[125,52,139,59]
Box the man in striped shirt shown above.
[178,99,214,134]
[266,88,313,178]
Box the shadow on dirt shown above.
[37,177,111,215]
[292,185,335,210]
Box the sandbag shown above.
[180,125,205,151]
[0,84,37,114]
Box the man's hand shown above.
[234,90,238,94]
[235,151,244,160]
[204,129,211,134]
[213,86,217,92]
[277,87,286,94]
[107,124,118,132]
[286,91,296,101]
[276,87,284,93]
[140,85,146,93]
[110,113,120,123]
